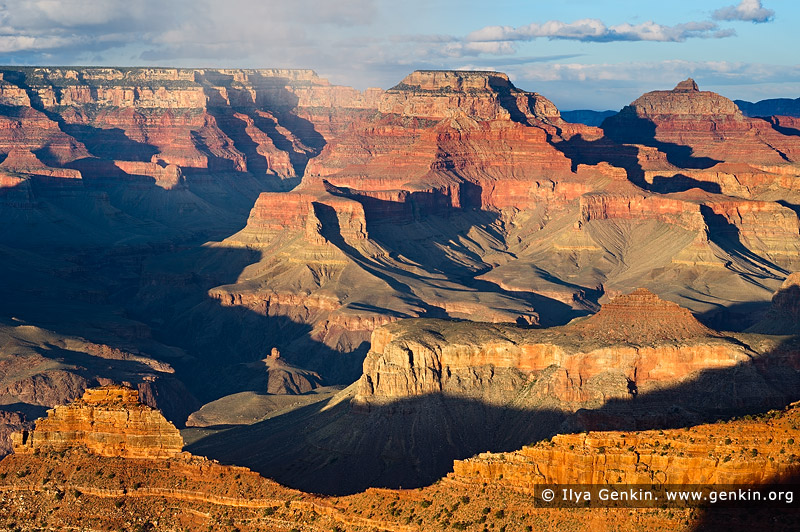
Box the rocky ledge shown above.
[452,401,800,488]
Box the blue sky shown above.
[0,0,795,109]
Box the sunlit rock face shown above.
[11,385,184,459]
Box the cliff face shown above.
[10,385,184,459]
[0,66,381,184]
[379,70,560,121]
[354,289,757,408]
[305,70,589,215]
[604,79,800,186]
[3,68,800,505]
[1,387,798,531]
[452,401,800,488]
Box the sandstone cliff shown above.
[2,386,797,531]
[452,401,800,488]
[603,78,800,188]
[354,289,756,409]
[10,385,184,459]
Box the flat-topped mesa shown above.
[378,70,560,121]
[10,384,184,459]
[4,66,380,111]
[570,288,715,343]
[395,70,513,92]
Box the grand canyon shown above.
[0,66,798,530]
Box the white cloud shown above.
[467,18,733,43]
[713,0,775,23]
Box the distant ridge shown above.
[735,97,800,117]
[561,109,617,126]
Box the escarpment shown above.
[0,66,381,186]
[183,290,799,495]
[354,289,767,410]
[604,78,800,194]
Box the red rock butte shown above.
[10,385,184,459]
[571,288,716,343]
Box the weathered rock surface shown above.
[452,401,800,488]
[10,385,183,459]
[354,289,753,407]
[379,70,561,121]
[2,67,800,507]
[604,78,800,180]
[2,390,797,531]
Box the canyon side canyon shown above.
[0,67,799,530]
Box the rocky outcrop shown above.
[10,385,184,459]
[0,412,29,457]
[452,401,800,488]
[0,66,381,185]
[379,70,560,122]
[620,78,742,119]
[354,289,756,408]
[569,288,714,342]
[603,78,800,168]
[0,148,82,180]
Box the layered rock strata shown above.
[452,401,800,488]
[10,385,183,459]
[355,288,754,407]
[1,388,797,531]
[604,79,800,189]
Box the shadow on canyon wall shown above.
[550,113,722,195]
[0,157,581,421]
[187,334,800,495]
[600,113,722,170]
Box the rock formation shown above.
[10,385,184,459]
[453,402,800,488]
[603,78,800,190]
[354,289,753,408]
[1,66,800,506]
[749,272,800,334]
[569,287,715,342]
[1,387,797,531]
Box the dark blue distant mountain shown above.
[735,98,800,117]
[561,109,617,126]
